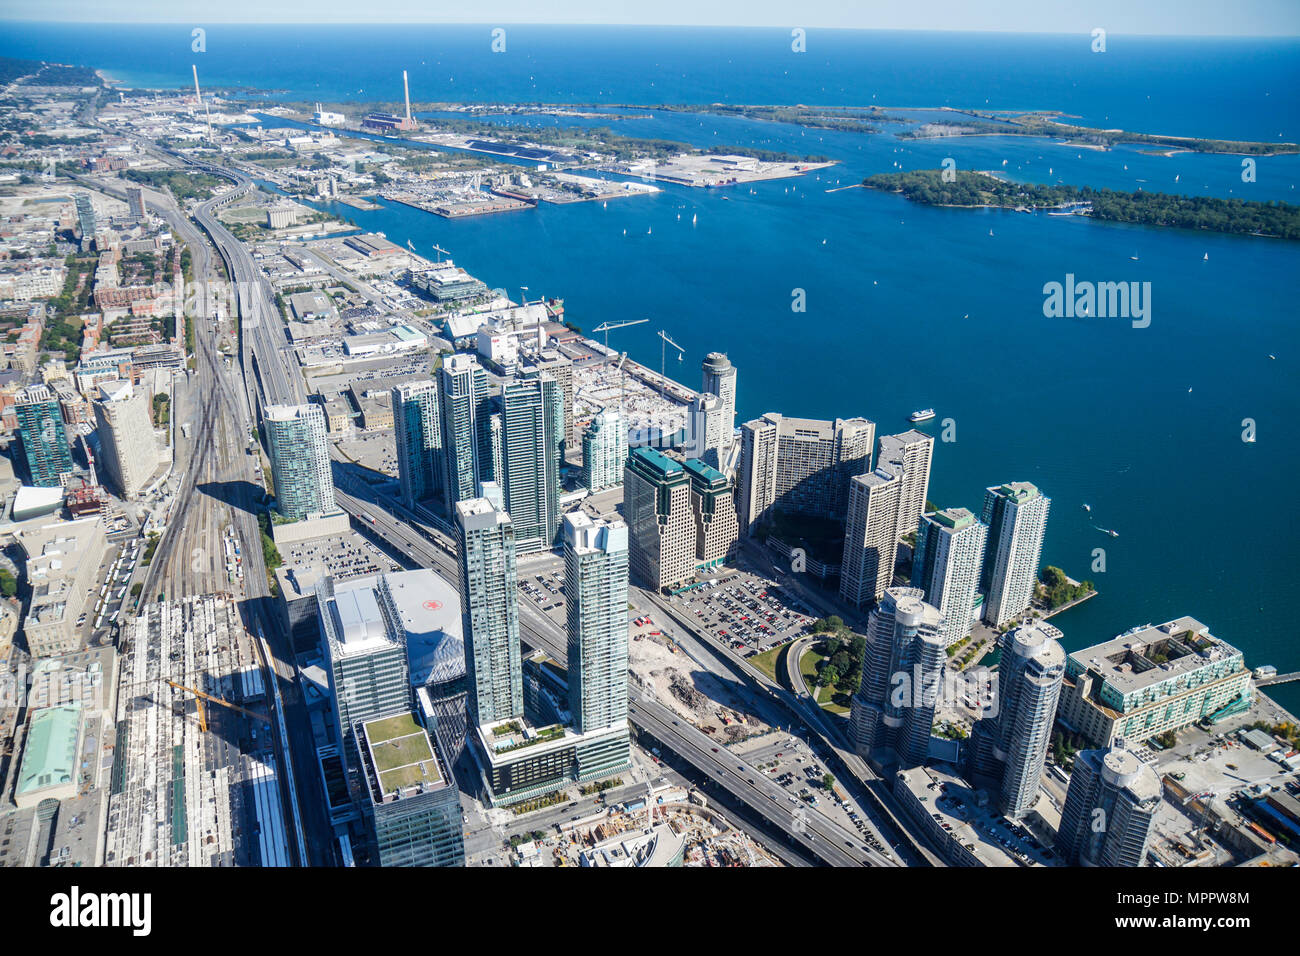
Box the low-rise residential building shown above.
[1056,617,1252,748]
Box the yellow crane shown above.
[166,679,268,734]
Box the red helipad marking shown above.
[423,600,443,611]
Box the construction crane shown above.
[430,242,450,263]
[616,352,628,417]
[658,329,684,381]
[1181,783,1236,842]
[167,679,268,734]
[591,317,648,351]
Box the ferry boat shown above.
[909,408,936,424]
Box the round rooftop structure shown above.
[1011,628,1046,657]
[895,595,926,626]
[1101,747,1144,788]
[702,352,733,373]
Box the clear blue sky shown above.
[2,0,1298,36]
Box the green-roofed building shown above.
[912,506,988,647]
[355,711,464,867]
[624,447,694,592]
[16,704,83,808]
[683,458,739,571]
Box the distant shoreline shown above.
[72,70,1298,156]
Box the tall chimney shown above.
[192,64,202,106]
[403,70,411,123]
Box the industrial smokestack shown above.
[192,64,202,106]
[403,70,411,123]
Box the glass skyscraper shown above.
[1057,743,1161,867]
[264,403,334,521]
[356,711,464,867]
[969,621,1066,819]
[74,193,96,247]
[912,506,988,647]
[455,497,522,728]
[980,481,1051,627]
[582,407,627,492]
[439,354,491,511]
[317,576,411,771]
[849,587,946,768]
[14,385,72,488]
[564,512,629,735]
[501,370,562,553]
[393,379,442,509]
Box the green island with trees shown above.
[1037,566,1095,612]
[862,168,1300,240]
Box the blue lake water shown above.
[6,22,1297,711]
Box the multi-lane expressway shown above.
[180,161,303,411]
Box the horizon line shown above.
[1,20,1298,39]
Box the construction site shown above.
[572,342,693,449]
[513,791,782,867]
[628,622,769,745]
[104,595,291,867]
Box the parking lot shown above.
[667,568,819,658]
[734,731,892,859]
[517,562,573,634]
[282,532,401,582]
[928,774,1054,865]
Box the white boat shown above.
[692,214,697,224]
[1203,253,1209,261]
[909,408,936,423]
[1082,503,1091,512]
